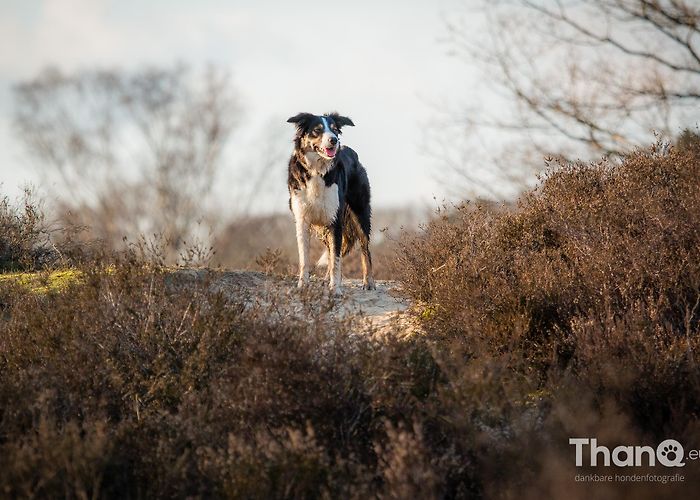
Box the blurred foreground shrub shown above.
[1,138,699,498]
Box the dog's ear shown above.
[328,112,355,130]
[287,112,314,130]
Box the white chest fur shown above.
[291,175,340,227]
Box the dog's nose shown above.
[329,136,338,146]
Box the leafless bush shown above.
[0,190,86,271]
[13,64,238,260]
[446,0,700,196]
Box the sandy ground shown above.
[168,270,420,338]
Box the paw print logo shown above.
[661,444,678,461]
[657,439,685,467]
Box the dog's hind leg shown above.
[359,232,375,290]
[316,248,330,280]
[328,222,343,295]
[351,205,376,291]
[316,249,329,267]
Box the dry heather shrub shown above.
[0,191,91,271]
[396,139,700,496]
[0,250,462,498]
[374,420,465,500]
[399,139,699,373]
[2,139,699,498]
[0,194,460,497]
[254,247,293,276]
[0,193,61,271]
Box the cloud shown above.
[0,0,117,76]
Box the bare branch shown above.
[12,64,240,258]
[444,0,699,191]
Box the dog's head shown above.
[287,112,354,160]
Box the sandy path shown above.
[168,270,419,338]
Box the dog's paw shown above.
[362,279,376,291]
[328,283,343,297]
[297,279,308,288]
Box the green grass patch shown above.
[0,269,84,293]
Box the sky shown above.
[0,0,484,214]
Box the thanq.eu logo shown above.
[569,438,699,467]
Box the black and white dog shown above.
[287,112,375,294]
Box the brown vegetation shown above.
[396,136,700,496]
[0,138,698,498]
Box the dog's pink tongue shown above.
[325,148,336,157]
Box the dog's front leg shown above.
[328,222,343,295]
[294,215,311,288]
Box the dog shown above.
[286,112,375,294]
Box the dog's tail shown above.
[317,208,367,262]
[340,208,364,256]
